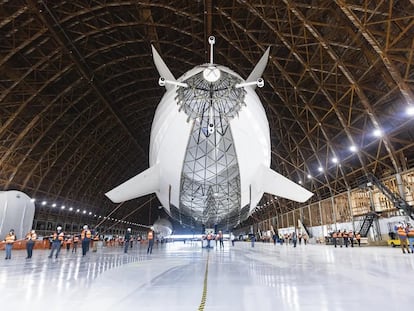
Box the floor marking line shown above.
[197,251,210,311]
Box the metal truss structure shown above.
[0,1,413,229]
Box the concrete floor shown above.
[1,241,413,310]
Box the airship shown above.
[105,37,313,229]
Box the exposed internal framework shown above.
[173,70,247,227]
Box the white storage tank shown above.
[0,190,35,240]
[152,218,173,238]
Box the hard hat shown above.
[57,226,62,231]
[10,229,14,233]
[127,228,131,232]
[83,225,88,230]
[31,230,35,234]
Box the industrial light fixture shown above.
[373,129,383,137]
[349,145,358,152]
[406,105,414,116]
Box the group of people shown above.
[2,224,96,260]
[3,228,38,260]
[202,231,225,249]
[3,225,156,259]
[331,230,361,248]
[395,223,414,254]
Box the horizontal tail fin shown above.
[105,165,159,203]
[258,165,313,203]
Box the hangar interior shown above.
[1,1,414,238]
[1,2,414,311]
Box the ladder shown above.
[358,212,377,237]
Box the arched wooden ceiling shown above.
[1,0,413,227]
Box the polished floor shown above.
[1,240,413,310]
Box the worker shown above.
[355,232,361,246]
[332,231,338,248]
[92,233,99,252]
[124,228,131,253]
[147,229,154,254]
[338,230,343,247]
[72,235,79,253]
[348,230,354,247]
[342,230,348,248]
[48,226,64,258]
[4,229,16,260]
[407,224,414,253]
[81,225,92,256]
[65,235,72,251]
[397,225,410,254]
[206,232,212,248]
[25,229,37,259]
[218,230,224,249]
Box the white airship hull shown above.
[106,44,313,228]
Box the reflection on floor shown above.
[1,241,413,310]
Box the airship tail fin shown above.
[257,165,313,203]
[105,165,159,203]
[246,47,270,89]
[151,45,176,91]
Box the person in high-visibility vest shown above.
[72,235,79,253]
[356,232,361,246]
[147,229,154,254]
[397,225,410,254]
[25,230,37,259]
[48,226,64,259]
[407,224,414,254]
[348,230,354,248]
[4,229,16,260]
[81,225,92,256]
[332,231,338,248]
[124,228,131,254]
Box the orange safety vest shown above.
[81,230,91,239]
[26,232,37,241]
[397,227,407,238]
[348,232,354,238]
[5,233,16,244]
[356,233,361,240]
[74,236,79,242]
[148,231,153,240]
[332,232,337,238]
[407,229,414,238]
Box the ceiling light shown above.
[318,167,323,172]
[69,207,73,211]
[30,198,36,203]
[52,203,56,207]
[298,180,302,184]
[42,201,47,206]
[61,206,65,210]
[332,157,338,164]
[406,105,414,116]
[307,174,312,179]
[76,209,80,212]
[349,145,358,152]
[373,129,382,137]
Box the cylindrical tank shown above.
[152,218,173,238]
[0,190,35,240]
